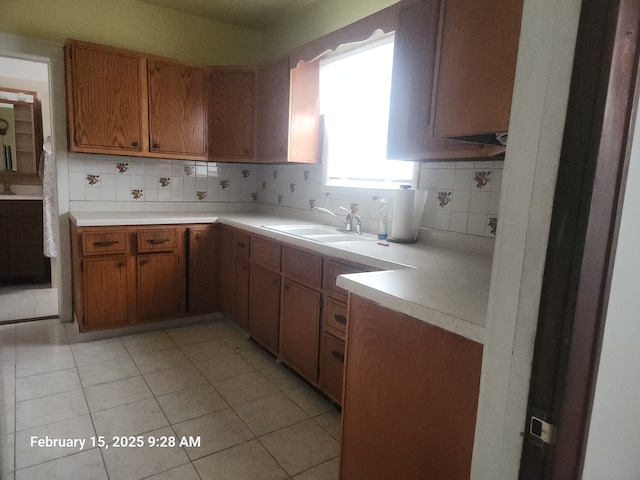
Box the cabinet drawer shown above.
[234,231,251,258]
[82,231,128,256]
[324,260,367,303]
[282,247,323,289]
[324,297,347,339]
[251,236,281,271]
[137,228,179,253]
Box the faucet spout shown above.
[312,207,348,229]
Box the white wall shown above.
[471,0,582,478]
[581,97,640,479]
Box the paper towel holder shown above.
[387,185,427,244]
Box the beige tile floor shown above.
[0,284,59,323]
[0,318,341,480]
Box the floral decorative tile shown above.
[278,194,283,204]
[251,192,258,201]
[219,180,230,190]
[303,170,310,181]
[242,169,251,178]
[350,202,359,214]
[196,191,206,201]
[159,177,170,187]
[290,183,296,193]
[309,199,316,209]
[273,170,279,180]
[86,174,100,186]
[131,189,143,199]
[184,165,194,176]
[262,181,267,190]
[437,191,452,208]
[116,163,129,174]
[474,171,492,189]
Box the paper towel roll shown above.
[389,187,427,243]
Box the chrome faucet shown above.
[312,206,348,229]
[312,205,362,234]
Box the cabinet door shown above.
[210,67,255,161]
[83,257,130,329]
[148,60,207,158]
[249,265,280,354]
[280,279,322,382]
[188,226,220,315]
[233,256,250,330]
[320,332,345,405]
[433,0,523,138]
[137,253,182,322]
[256,57,290,162]
[66,42,143,153]
[219,226,234,318]
[340,295,483,480]
[288,59,320,164]
[387,0,503,161]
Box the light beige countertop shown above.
[70,211,492,343]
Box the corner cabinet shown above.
[387,0,522,161]
[340,295,483,479]
[65,40,208,161]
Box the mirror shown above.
[0,89,42,176]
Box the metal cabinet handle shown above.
[147,238,170,244]
[331,350,345,363]
[93,240,118,247]
[334,314,347,325]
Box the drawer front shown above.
[137,228,179,253]
[82,231,128,256]
[324,260,366,303]
[282,247,323,289]
[251,236,281,271]
[234,230,251,258]
[324,297,347,339]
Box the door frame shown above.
[519,0,640,477]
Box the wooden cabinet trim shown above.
[282,246,323,289]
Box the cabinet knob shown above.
[117,262,125,268]
[131,141,139,148]
[152,142,160,149]
[140,258,148,266]
[243,147,249,155]
[331,350,345,363]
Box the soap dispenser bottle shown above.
[378,199,388,240]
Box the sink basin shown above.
[264,224,378,243]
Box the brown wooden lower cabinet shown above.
[219,226,234,318]
[82,256,130,329]
[340,295,483,480]
[71,222,218,332]
[249,264,280,354]
[233,256,250,330]
[320,332,345,404]
[137,252,181,322]
[279,278,322,383]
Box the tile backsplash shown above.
[67,155,502,238]
[67,155,259,204]
[418,161,503,237]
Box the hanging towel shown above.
[41,138,57,258]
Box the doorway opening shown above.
[0,56,58,323]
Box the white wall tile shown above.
[469,190,491,214]
[467,213,488,236]
[435,209,451,230]
[450,211,469,233]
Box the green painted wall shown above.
[261,0,399,61]
[0,0,262,65]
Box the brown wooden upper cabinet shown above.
[256,57,290,162]
[147,60,207,158]
[387,0,523,161]
[65,40,208,161]
[209,66,256,162]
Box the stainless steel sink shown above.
[263,224,378,243]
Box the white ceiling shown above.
[137,0,318,30]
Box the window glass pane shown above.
[320,34,414,189]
